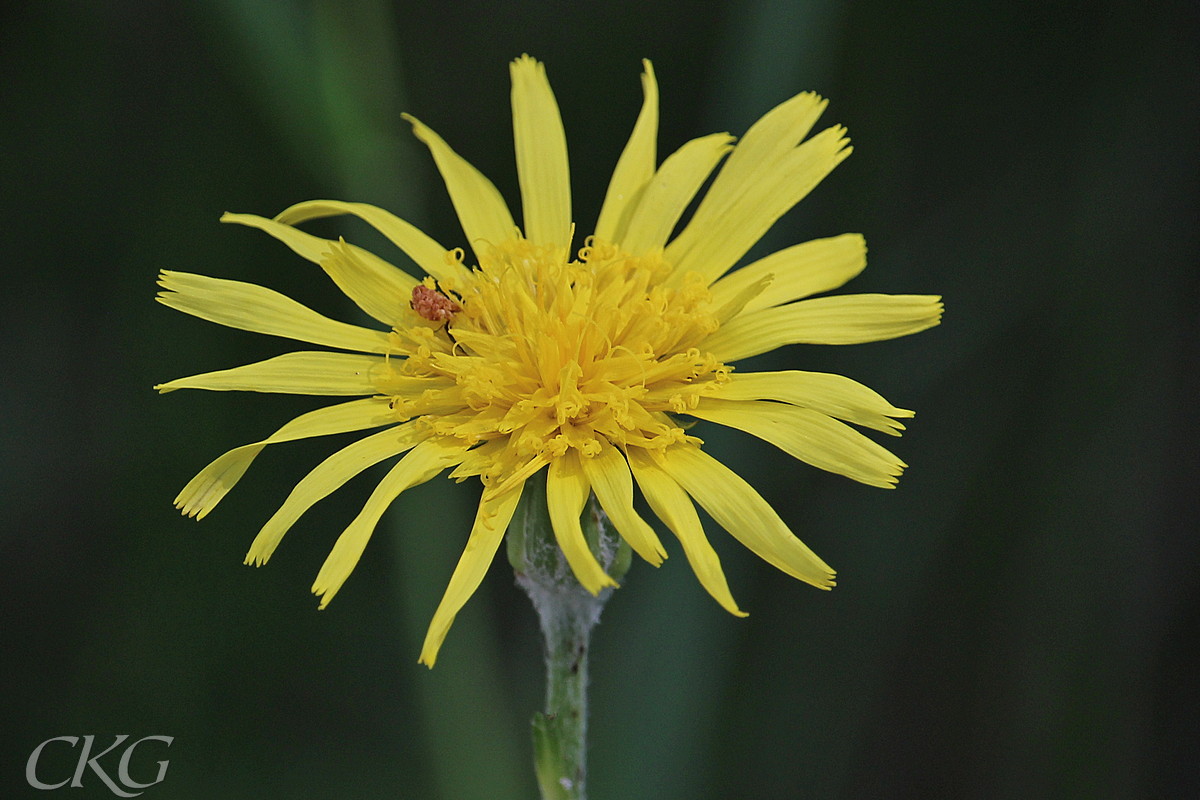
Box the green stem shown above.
[507,472,630,800]
[530,587,593,799]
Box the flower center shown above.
[378,237,730,490]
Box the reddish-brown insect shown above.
[410,284,461,323]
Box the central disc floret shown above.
[381,237,730,495]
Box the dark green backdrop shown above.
[3,1,1196,798]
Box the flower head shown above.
[157,55,941,666]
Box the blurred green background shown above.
[3,1,1196,797]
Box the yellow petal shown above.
[221,212,416,325]
[175,397,394,520]
[578,440,667,565]
[418,483,524,667]
[155,351,389,395]
[403,113,517,259]
[665,91,827,270]
[659,445,835,589]
[667,124,851,285]
[595,60,658,244]
[510,55,571,249]
[156,271,393,353]
[273,200,473,288]
[626,448,745,616]
[546,451,618,594]
[618,133,734,256]
[704,293,944,361]
[689,398,905,488]
[708,234,867,314]
[246,423,426,565]
[715,370,913,435]
[313,438,467,608]
[689,92,827,228]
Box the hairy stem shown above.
[508,472,630,800]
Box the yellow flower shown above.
[157,55,941,666]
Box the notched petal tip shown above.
[816,565,838,589]
[510,52,543,72]
[172,496,201,519]
[400,112,429,139]
[597,576,621,593]
[312,583,338,610]
[578,570,621,596]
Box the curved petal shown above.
[627,448,745,616]
[155,351,390,395]
[578,440,667,565]
[175,397,394,520]
[708,234,867,314]
[664,92,826,271]
[313,437,468,608]
[546,450,618,594]
[659,445,835,589]
[618,133,734,256]
[714,370,913,435]
[689,398,905,488]
[157,271,393,353]
[667,124,851,285]
[246,423,426,565]
[685,92,827,231]
[274,200,473,288]
[595,59,658,244]
[704,294,944,361]
[418,483,524,667]
[403,113,517,258]
[221,212,416,325]
[511,55,571,249]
